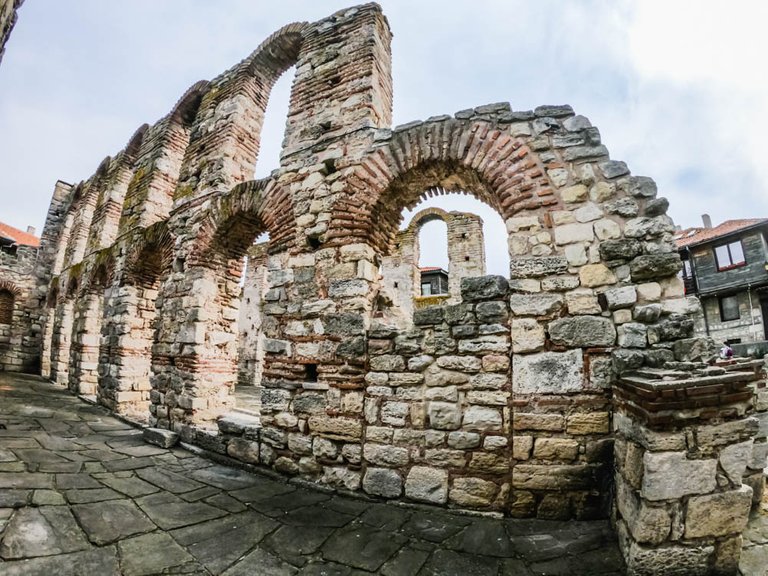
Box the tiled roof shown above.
[674,219,768,249]
[419,266,446,273]
[0,222,40,248]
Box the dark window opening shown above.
[719,294,740,321]
[305,363,318,382]
[0,290,14,324]
[321,159,337,175]
[307,235,322,250]
[714,241,746,271]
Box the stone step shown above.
[217,412,261,436]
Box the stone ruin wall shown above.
[379,206,485,323]
[15,4,768,573]
[0,0,22,65]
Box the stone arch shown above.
[64,160,112,268]
[172,23,307,202]
[329,119,555,253]
[118,81,211,234]
[0,282,18,325]
[88,125,151,251]
[98,222,175,420]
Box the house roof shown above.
[674,218,768,249]
[419,266,447,273]
[0,222,40,248]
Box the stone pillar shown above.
[49,300,75,386]
[446,212,485,302]
[614,359,767,575]
[99,284,156,421]
[68,291,103,396]
[237,244,268,393]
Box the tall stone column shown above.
[614,357,767,575]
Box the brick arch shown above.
[170,80,211,127]
[405,206,451,234]
[125,123,150,159]
[190,178,295,267]
[64,275,80,299]
[123,222,175,286]
[329,119,556,254]
[83,253,116,294]
[173,23,307,200]
[0,279,21,297]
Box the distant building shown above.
[675,215,768,348]
[419,267,449,296]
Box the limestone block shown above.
[363,467,402,498]
[513,436,534,460]
[567,412,610,435]
[363,443,409,467]
[481,354,509,372]
[381,401,409,426]
[602,286,637,310]
[506,215,541,232]
[541,275,580,291]
[469,373,507,390]
[533,438,580,461]
[684,485,753,538]
[462,406,503,431]
[405,466,448,504]
[565,289,601,315]
[447,431,481,449]
[623,541,713,576]
[554,223,594,245]
[509,293,564,316]
[436,355,481,372]
[460,276,509,301]
[466,391,508,406]
[512,464,595,490]
[143,428,179,448]
[424,449,466,468]
[618,323,647,349]
[407,355,434,372]
[513,350,583,395]
[484,436,508,450]
[449,477,498,507]
[629,254,681,282]
[636,282,661,302]
[469,453,509,474]
[369,355,405,371]
[425,365,469,387]
[564,243,588,266]
[427,402,462,430]
[594,218,621,240]
[560,184,588,203]
[641,452,716,501]
[509,256,569,278]
[511,318,545,353]
[548,316,616,347]
[226,437,259,464]
[457,336,508,354]
[579,264,617,287]
[633,304,662,323]
[719,440,752,484]
[616,479,671,545]
[574,202,603,223]
[307,416,362,441]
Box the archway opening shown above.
[255,66,296,179]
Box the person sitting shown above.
[720,341,734,359]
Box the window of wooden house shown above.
[714,241,746,271]
[681,259,693,279]
[0,290,14,324]
[719,294,740,321]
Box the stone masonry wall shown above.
[28,5,767,572]
[0,0,22,65]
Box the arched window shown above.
[0,289,14,325]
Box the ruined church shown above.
[1,5,766,574]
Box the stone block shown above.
[533,438,579,461]
[629,254,681,281]
[623,542,713,576]
[511,318,545,353]
[405,466,448,504]
[548,316,616,347]
[579,264,617,287]
[719,440,752,484]
[143,428,179,448]
[462,406,503,431]
[509,293,563,316]
[460,276,509,301]
[684,485,752,538]
[567,412,610,435]
[436,355,481,372]
[427,402,462,430]
[363,443,409,467]
[509,256,569,279]
[554,223,594,245]
[617,323,647,348]
[565,289,601,315]
[560,184,588,203]
[641,452,716,501]
[513,413,565,432]
[363,468,402,498]
[449,477,498,507]
[513,350,583,394]
[513,436,533,460]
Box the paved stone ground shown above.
[0,373,627,575]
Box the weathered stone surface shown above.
[460,276,509,301]
[0,506,90,558]
[641,452,716,501]
[509,256,568,278]
[579,264,617,287]
[630,254,681,281]
[510,318,545,352]
[548,316,616,347]
[405,466,448,504]
[143,427,179,448]
[684,485,752,538]
[509,293,563,316]
[363,467,402,498]
[513,350,583,394]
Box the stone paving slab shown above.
[0,373,629,575]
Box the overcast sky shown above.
[1,1,766,276]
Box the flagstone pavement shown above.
[0,372,630,575]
